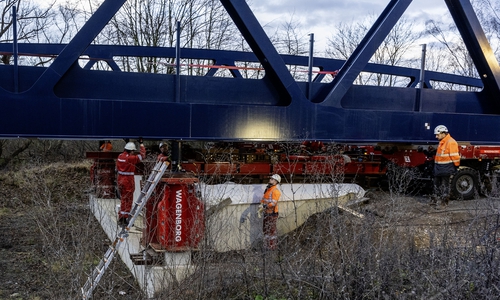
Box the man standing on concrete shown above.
[432,125,460,207]
[260,174,282,250]
[117,140,146,225]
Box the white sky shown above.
[248,0,452,54]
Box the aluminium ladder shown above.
[81,161,169,299]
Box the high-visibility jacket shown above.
[100,142,113,152]
[434,134,460,176]
[261,184,281,214]
[116,144,146,218]
[117,144,146,176]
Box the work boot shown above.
[441,196,450,207]
[118,217,128,226]
[429,195,437,206]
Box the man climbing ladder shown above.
[117,140,146,225]
[81,160,169,299]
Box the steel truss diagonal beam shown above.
[319,0,412,107]
[219,0,306,105]
[28,0,127,95]
[445,0,500,112]
[0,0,500,143]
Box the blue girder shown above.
[0,0,499,143]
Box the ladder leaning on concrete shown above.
[81,161,169,299]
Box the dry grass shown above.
[0,158,499,299]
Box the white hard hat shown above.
[271,174,281,183]
[434,125,448,134]
[124,142,137,151]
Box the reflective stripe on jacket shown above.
[261,184,281,214]
[434,134,460,176]
[117,144,146,176]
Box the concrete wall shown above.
[203,183,364,252]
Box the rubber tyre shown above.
[451,168,478,200]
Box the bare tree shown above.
[94,0,239,75]
[271,13,308,56]
[426,20,478,79]
[269,13,310,81]
[326,21,364,61]
[0,0,54,43]
[0,0,55,65]
[47,1,87,43]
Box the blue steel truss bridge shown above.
[1,0,500,144]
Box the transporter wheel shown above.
[451,167,478,200]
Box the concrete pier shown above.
[89,181,365,297]
[89,195,194,298]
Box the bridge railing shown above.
[0,43,482,91]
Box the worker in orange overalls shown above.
[259,174,282,250]
[432,125,460,207]
[100,140,113,152]
[117,140,146,225]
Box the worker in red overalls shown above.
[260,174,282,250]
[117,140,146,225]
[157,142,170,163]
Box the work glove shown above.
[257,204,265,218]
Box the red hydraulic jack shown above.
[87,151,119,199]
[141,173,205,255]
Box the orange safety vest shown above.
[435,134,460,167]
[261,184,281,214]
[100,142,113,152]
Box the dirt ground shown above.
[362,190,499,226]
[1,162,499,299]
[0,162,141,299]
